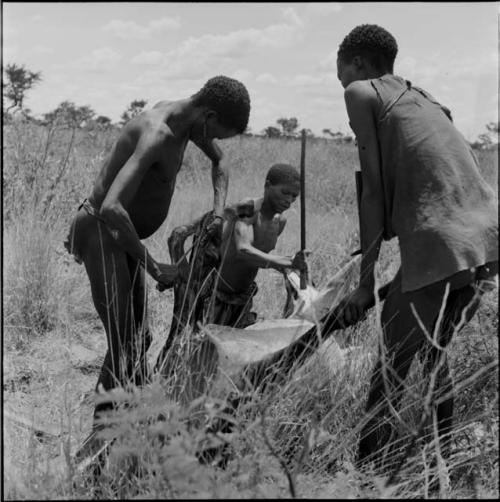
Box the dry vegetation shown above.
[3,117,498,499]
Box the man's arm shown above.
[345,81,385,291]
[233,219,294,271]
[212,159,229,218]
[99,128,175,284]
[193,138,228,217]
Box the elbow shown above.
[99,202,121,225]
[213,151,224,164]
[235,244,250,259]
[212,142,224,163]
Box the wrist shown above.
[148,260,161,281]
[278,257,293,271]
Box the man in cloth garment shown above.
[64,75,251,459]
[334,24,498,470]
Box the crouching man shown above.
[208,162,307,328]
[155,163,307,373]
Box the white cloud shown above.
[231,69,252,82]
[103,16,181,39]
[117,83,143,94]
[33,45,54,55]
[396,55,417,75]
[3,43,19,63]
[129,10,304,80]
[2,23,18,41]
[281,6,304,29]
[132,51,163,65]
[290,74,323,86]
[256,73,278,84]
[319,51,338,71]
[77,47,122,71]
[305,3,343,15]
[149,17,181,31]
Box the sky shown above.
[3,2,499,140]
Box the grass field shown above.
[3,116,498,499]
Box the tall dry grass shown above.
[3,116,498,499]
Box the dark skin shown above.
[91,98,236,285]
[218,180,307,294]
[335,55,387,326]
[74,97,238,429]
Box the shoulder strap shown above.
[376,78,412,121]
[410,82,453,122]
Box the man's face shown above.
[205,114,238,140]
[265,180,300,213]
[337,56,362,89]
[190,113,238,143]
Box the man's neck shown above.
[259,197,276,220]
[164,98,204,137]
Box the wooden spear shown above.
[300,129,307,289]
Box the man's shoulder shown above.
[225,197,257,220]
[344,79,378,103]
[125,104,176,140]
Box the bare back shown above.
[89,102,188,239]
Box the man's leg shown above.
[80,222,141,421]
[357,268,489,469]
[356,271,444,469]
[127,255,151,387]
[419,280,485,456]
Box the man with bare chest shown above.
[208,164,306,328]
[64,76,250,451]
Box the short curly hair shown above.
[265,164,300,186]
[192,75,251,134]
[337,24,398,72]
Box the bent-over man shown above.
[334,24,498,470]
[64,76,251,457]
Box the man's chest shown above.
[252,216,280,252]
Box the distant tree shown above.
[471,121,499,150]
[303,128,315,138]
[262,126,282,138]
[43,101,96,128]
[323,128,351,143]
[3,63,42,112]
[95,115,112,128]
[486,121,499,137]
[120,99,148,125]
[477,133,493,147]
[276,117,299,136]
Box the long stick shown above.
[300,129,307,289]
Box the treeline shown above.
[3,62,499,148]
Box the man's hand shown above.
[334,285,374,328]
[290,250,309,272]
[155,263,180,292]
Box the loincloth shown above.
[64,198,103,264]
[207,282,258,329]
